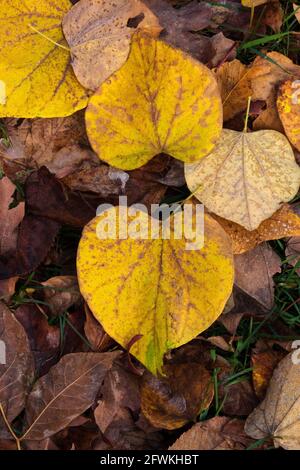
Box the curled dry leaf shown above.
[294,3,300,23]
[0,0,88,118]
[212,204,300,255]
[141,363,214,430]
[63,0,162,91]
[185,129,300,230]
[0,303,34,430]
[86,32,222,170]
[245,353,300,450]
[77,206,234,375]
[84,304,113,352]
[21,351,119,441]
[234,243,281,310]
[41,276,81,315]
[169,416,253,450]
[277,79,300,152]
[262,1,283,33]
[286,236,300,274]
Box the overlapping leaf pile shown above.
[0,0,300,452]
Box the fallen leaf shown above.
[169,417,253,450]
[84,304,113,352]
[141,362,214,430]
[77,206,234,374]
[251,52,300,132]
[215,59,266,122]
[262,1,283,33]
[41,276,81,315]
[0,302,34,428]
[0,176,24,297]
[185,129,300,230]
[144,0,215,63]
[21,351,119,441]
[0,0,88,118]
[245,353,300,450]
[86,32,222,170]
[219,374,258,416]
[242,0,271,6]
[251,339,286,400]
[277,79,300,152]
[208,32,236,68]
[63,0,162,91]
[234,243,281,310]
[212,204,300,254]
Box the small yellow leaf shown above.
[85,32,222,170]
[0,0,89,118]
[212,204,300,254]
[185,129,300,231]
[63,0,162,91]
[77,207,234,375]
[277,79,300,152]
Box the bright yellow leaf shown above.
[242,0,270,6]
[0,0,89,118]
[77,206,234,375]
[85,32,222,170]
[185,129,300,231]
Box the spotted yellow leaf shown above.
[77,207,234,374]
[277,79,300,152]
[0,0,89,118]
[185,129,300,231]
[85,32,222,170]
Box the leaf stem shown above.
[243,96,252,133]
[0,403,21,450]
[29,24,70,52]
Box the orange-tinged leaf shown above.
[212,204,300,254]
[277,79,300,152]
[63,0,162,91]
[0,0,89,118]
[77,206,234,375]
[185,129,300,230]
[85,32,222,170]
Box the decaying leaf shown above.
[251,339,286,400]
[185,129,300,230]
[86,32,222,170]
[294,3,300,23]
[63,0,162,91]
[277,79,300,152]
[0,303,34,427]
[21,352,119,441]
[212,204,300,254]
[77,206,234,374]
[262,1,283,33]
[169,417,253,450]
[141,362,214,430]
[286,236,300,274]
[0,176,24,297]
[245,353,300,450]
[234,243,281,310]
[0,0,88,118]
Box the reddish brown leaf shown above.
[21,351,119,441]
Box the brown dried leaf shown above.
[219,377,257,416]
[262,1,283,33]
[84,304,113,352]
[245,353,300,450]
[0,303,34,429]
[251,339,286,400]
[234,243,281,310]
[22,351,119,441]
[169,417,253,450]
[63,0,162,90]
[141,362,214,430]
[286,236,300,274]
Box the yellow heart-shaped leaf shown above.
[85,32,222,170]
[77,206,234,374]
